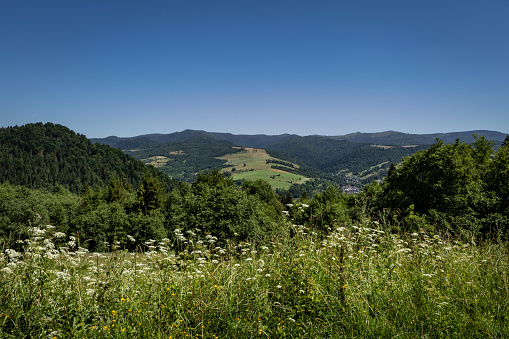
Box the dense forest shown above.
[123,135,243,182]
[0,123,177,193]
[267,136,430,175]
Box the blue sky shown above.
[1,0,508,138]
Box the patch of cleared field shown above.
[142,155,172,168]
[218,148,273,172]
[218,147,311,189]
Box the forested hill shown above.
[92,129,508,150]
[331,130,508,146]
[0,123,177,193]
[266,136,430,174]
[92,129,301,149]
[123,134,244,182]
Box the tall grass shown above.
[1,221,508,338]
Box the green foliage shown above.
[241,179,285,222]
[0,183,80,249]
[0,122,177,193]
[267,136,429,183]
[134,174,166,216]
[165,170,283,245]
[306,186,350,230]
[375,136,509,238]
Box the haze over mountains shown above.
[91,129,508,149]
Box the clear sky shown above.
[1,0,508,138]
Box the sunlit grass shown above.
[1,221,508,338]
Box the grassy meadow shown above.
[219,148,310,190]
[1,213,508,338]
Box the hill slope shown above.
[267,136,429,178]
[123,135,244,182]
[331,130,508,146]
[0,123,177,193]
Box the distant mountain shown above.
[123,134,243,182]
[92,129,300,149]
[90,128,508,187]
[330,130,508,146]
[93,129,508,149]
[267,136,429,175]
[0,123,177,193]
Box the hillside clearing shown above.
[218,148,311,189]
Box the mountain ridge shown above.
[92,129,508,149]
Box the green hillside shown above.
[122,135,243,182]
[0,123,177,193]
[218,147,311,190]
[267,136,429,183]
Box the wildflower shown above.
[53,232,66,238]
[1,267,13,274]
[397,248,412,253]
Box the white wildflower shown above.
[1,267,13,274]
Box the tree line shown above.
[0,123,177,193]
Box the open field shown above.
[1,222,508,338]
[359,161,389,180]
[218,148,311,189]
[141,155,172,168]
